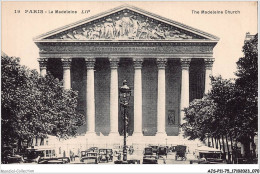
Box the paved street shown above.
[70,151,198,164]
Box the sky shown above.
[2,1,258,79]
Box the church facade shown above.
[34,5,218,144]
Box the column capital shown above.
[61,58,72,69]
[180,58,191,70]
[85,58,95,69]
[133,58,143,69]
[204,58,215,70]
[109,58,120,69]
[156,58,167,69]
[37,58,48,68]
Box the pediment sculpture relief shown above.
[55,12,195,40]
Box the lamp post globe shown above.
[119,80,131,163]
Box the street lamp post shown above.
[119,80,131,163]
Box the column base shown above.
[132,132,143,137]
[155,132,167,138]
[108,132,120,137]
[85,131,97,137]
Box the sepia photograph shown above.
[1,1,258,173]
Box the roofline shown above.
[34,39,219,43]
[33,4,219,41]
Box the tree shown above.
[181,33,258,163]
[182,96,217,142]
[1,55,84,153]
[209,76,237,161]
[183,76,237,161]
[235,34,258,158]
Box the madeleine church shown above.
[34,5,218,146]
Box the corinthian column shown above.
[61,58,72,90]
[156,58,167,137]
[180,58,191,127]
[109,58,120,137]
[132,58,143,137]
[204,58,215,94]
[38,58,48,77]
[85,58,96,136]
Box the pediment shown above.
[34,5,219,41]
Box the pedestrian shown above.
[35,155,41,163]
[71,153,74,162]
[201,155,206,161]
[73,153,75,161]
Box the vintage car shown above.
[149,145,159,154]
[158,146,168,158]
[24,147,57,163]
[175,145,187,161]
[80,151,89,162]
[81,152,98,164]
[98,149,108,162]
[88,147,99,153]
[143,147,158,164]
[106,149,113,162]
[193,146,225,164]
[127,159,141,164]
[170,145,177,152]
[24,148,44,163]
[98,149,113,162]
[38,157,70,164]
[5,155,24,164]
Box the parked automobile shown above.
[24,148,44,163]
[158,146,168,158]
[80,151,89,161]
[98,149,108,162]
[88,147,99,153]
[127,160,141,164]
[2,146,13,164]
[171,146,177,152]
[5,155,24,164]
[106,149,113,162]
[143,147,158,164]
[81,152,98,164]
[175,145,187,161]
[38,157,69,164]
[24,147,56,163]
[149,145,159,154]
[98,149,113,163]
[194,146,225,164]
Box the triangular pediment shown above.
[34,5,219,41]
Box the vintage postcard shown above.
[1,1,258,174]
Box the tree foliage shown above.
[182,33,258,160]
[182,76,236,141]
[235,34,258,138]
[182,96,217,141]
[1,55,84,148]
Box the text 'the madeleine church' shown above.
[34,5,218,147]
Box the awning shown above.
[195,146,222,153]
